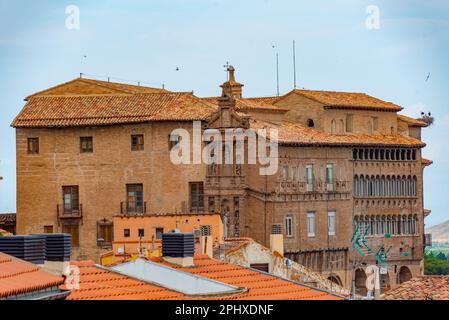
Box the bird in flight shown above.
[425,72,430,82]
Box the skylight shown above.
[111,259,245,296]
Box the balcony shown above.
[279,180,350,194]
[57,204,83,225]
[120,201,147,215]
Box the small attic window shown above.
[307,119,315,128]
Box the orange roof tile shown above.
[290,89,402,112]
[152,255,342,300]
[27,78,168,99]
[66,256,342,300]
[0,252,65,299]
[422,158,433,167]
[202,97,289,112]
[398,114,428,127]
[63,261,183,300]
[12,93,217,128]
[250,120,425,147]
[382,276,449,300]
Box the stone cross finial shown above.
[228,65,236,83]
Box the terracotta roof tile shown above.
[12,93,217,128]
[382,276,449,300]
[66,255,342,300]
[398,114,428,127]
[250,120,425,147]
[292,89,402,111]
[0,252,65,299]
[202,97,289,112]
[0,214,15,224]
[27,78,168,99]
[154,255,342,300]
[64,262,184,300]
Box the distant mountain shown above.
[426,220,449,243]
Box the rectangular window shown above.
[306,165,314,192]
[155,227,164,240]
[27,137,39,154]
[346,114,353,133]
[138,228,145,238]
[62,223,79,247]
[62,186,79,214]
[124,229,130,238]
[168,134,181,150]
[44,225,53,234]
[326,164,334,191]
[250,263,269,272]
[328,211,336,236]
[307,212,316,237]
[97,221,113,247]
[189,182,204,212]
[80,137,93,153]
[285,216,293,237]
[126,184,143,213]
[373,117,379,131]
[131,134,144,151]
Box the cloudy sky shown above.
[0,0,448,226]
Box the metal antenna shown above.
[293,40,297,89]
[223,61,230,81]
[276,52,280,96]
[272,44,280,96]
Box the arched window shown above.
[364,149,369,160]
[339,119,345,133]
[396,149,401,161]
[413,176,417,196]
[392,176,396,196]
[375,149,379,160]
[412,149,416,160]
[402,175,407,196]
[386,149,391,160]
[380,176,386,197]
[331,120,336,133]
[391,149,395,161]
[370,149,374,160]
[353,149,358,160]
[354,175,359,196]
[406,149,411,160]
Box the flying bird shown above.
[425,72,430,82]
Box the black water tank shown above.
[36,233,72,262]
[162,232,194,258]
[0,235,46,264]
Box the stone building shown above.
[11,68,431,293]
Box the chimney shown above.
[199,226,213,257]
[270,224,284,256]
[162,231,195,267]
[220,65,243,99]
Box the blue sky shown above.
[0,0,448,226]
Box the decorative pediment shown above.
[207,96,249,129]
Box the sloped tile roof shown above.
[0,214,15,224]
[382,276,449,300]
[27,78,168,98]
[202,97,289,112]
[398,114,428,127]
[12,93,217,128]
[63,261,183,300]
[250,120,425,147]
[152,255,342,300]
[0,252,65,299]
[66,256,342,300]
[291,89,403,111]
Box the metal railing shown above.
[120,201,147,215]
[57,203,83,218]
